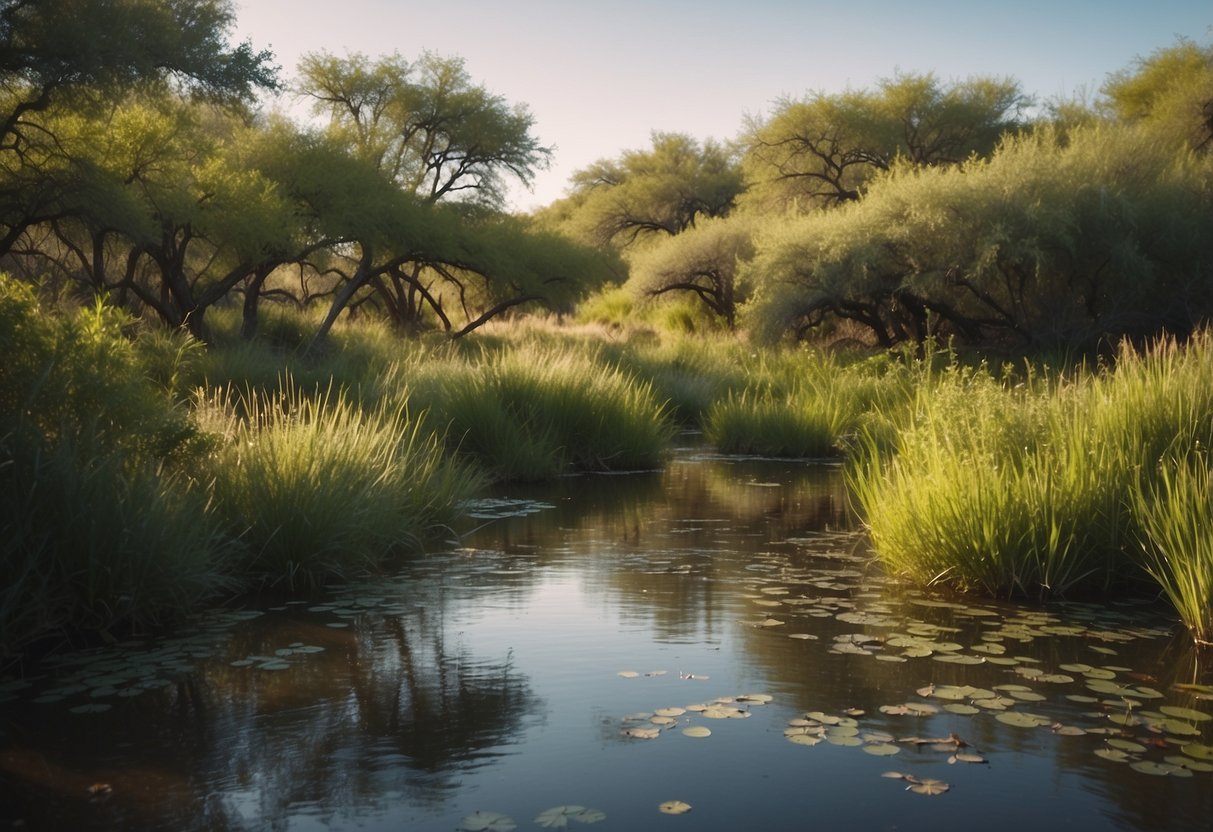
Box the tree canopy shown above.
[740,72,1028,211]
[544,132,743,250]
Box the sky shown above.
[232,0,1212,212]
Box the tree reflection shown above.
[0,592,538,830]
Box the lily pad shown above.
[1160,705,1211,722]
[863,743,901,756]
[622,726,660,739]
[658,801,692,815]
[534,806,606,828]
[459,811,517,832]
[995,712,1050,728]
[1129,761,1184,776]
[682,726,711,738]
[1180,742,1213,760]
[906,778,950,796]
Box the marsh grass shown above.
[0,436,235,652]
[706,388,849,457]
[1133,454,1213,643]
[202,380,482,588]
[412,345,675,480]
[852,332,1213,605]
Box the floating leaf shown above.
[949,753,987,764]
[863,743,901,756]
[1181,742,1213,761]
[459,811,517,832]
[1153,719,1201,737]
[1165,755,1213,773]
[906,778,950,796]
[1107,739,1147,753]
[995,712,1050,728]
[736,693,773,704]
[617,671,640,679]
[682,726,711,738]
[1160,705,1211,722]
[534,806,606,828]
[1051,724,1087,736]
[787,732,823,746]
[622,727,660,739]
[658,801,692,815]
[943,704,981,715]
[655,707,686,717]
[1094,748,1136,763]
[1129,761,1182,776]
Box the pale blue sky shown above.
[233,1,1212,210]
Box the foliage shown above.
[402,343,675,480]
[627,214,757,328]
[741,124,1213,348]
[741,72,1027,212]
[851,331,1213,602]
[298,50,549,209]
[201,380,483,588]
[543,132,743,250]
[1133,452,1213,644]
[1103,38,1213,152]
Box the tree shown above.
[628,215,756,328]
[741,125,1213,349]
[297,50,549,208]
[741,72,1027,212]
[294,50,575,346]
[0,0,277,150]
[548,132,743,249]
[0,0,278,259]
[1103,38,1213,152]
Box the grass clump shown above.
[1133,453,1213,644]
[851,331,1213,606]
[417,345,674,480]
[202,380,482,588]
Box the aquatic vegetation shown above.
[202,380,482,587]
[851,331,1213,612]
[1133,454,1213,643]
[409,344,674,480]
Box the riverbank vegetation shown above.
[2,2,1212,654]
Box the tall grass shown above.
[706,388,849,457]
[202,380,483,588]
[1133,454,1213,643]
[851,331,1213,607]
[406,345,675,480]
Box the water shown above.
[3,449,1212,831]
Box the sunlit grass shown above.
[852,331,1213,607]
[406,344,675,480]
[201,380,483,588]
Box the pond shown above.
[3,446,1213,831]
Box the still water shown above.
[3,448,1213,831]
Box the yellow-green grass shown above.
[201,381,482,588]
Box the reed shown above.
[202,380,482,588]
[705,387,849,457]
[849,360,1134,598]
[0,437,235,653]
[1132,454,1213,643]
[419,344,675,480]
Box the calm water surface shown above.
[3,448,1212,831]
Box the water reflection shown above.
[1,583,537,830]
[3,452,1212,832]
